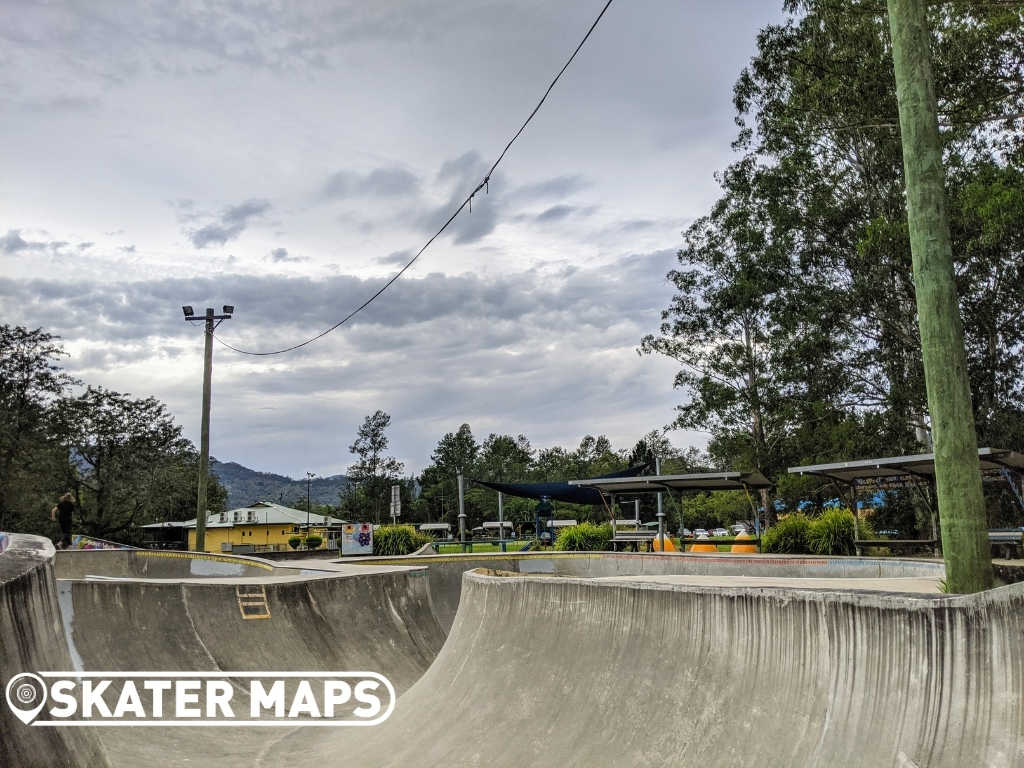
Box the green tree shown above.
[643,0,1024,528]
[415,424,479,526]
[341,410,405,524]
[50,386,225,542]
[0,326,78,534]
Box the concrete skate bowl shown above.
[53,549,445,694]
[7,539,1018,767]
[2,537,446,768]
[347,550,947,635]
[264,568,1024,768]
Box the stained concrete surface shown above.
[3,537,1021,767]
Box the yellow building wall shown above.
[187,523,331,553]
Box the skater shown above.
[51,492,75,549]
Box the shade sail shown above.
[470,464,650,506]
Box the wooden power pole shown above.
[183,304,232,553]
[886,0,993,592]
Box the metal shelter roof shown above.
[787,447,1024,484]
[568,471,772,494]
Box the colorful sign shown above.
[341,524,373,556]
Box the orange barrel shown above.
[652,535,677,552]
[689,534,717,553]
[730,530,758,554]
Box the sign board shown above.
[341,523,373,556]
[389,483,401,520]
[390,485,401,519]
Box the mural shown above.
[341,523,373,556]
[67,535,134,550]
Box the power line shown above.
[214,0,616,357]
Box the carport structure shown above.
[788,447,1024,556]
[569,471,773,550]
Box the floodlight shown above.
[182,306,194,318]
[222,305,234,315]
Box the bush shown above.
[553,522,613,551]
[373,525,436,556]
[304,535,323,550]
[761,514,811,554]
[806,508,872,556]
[288,536,302,550]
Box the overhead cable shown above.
[215,0,615,356]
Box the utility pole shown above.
[458,474,466,553]
[183,305,233,553]
[306,472,316,538]
[656,456,665,551]
[886,0,992,592]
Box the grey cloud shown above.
[0,249,676,352]
[265,247,309,263]
[321,167,419,200]
[376,250,413,266]
[0,229,68,255]
[0,248,694,476]
[535,204,575,223]
[183,198,272,249]
[513,175,591,201]
[417,151,504,245]
[0,230,40,254]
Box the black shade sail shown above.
[470,464,650,506]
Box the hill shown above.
[210,460,349,511]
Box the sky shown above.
[1,0,786,479]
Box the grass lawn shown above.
[433,541,534,554]
[432,539,752,554]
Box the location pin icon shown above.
[6,673,47,725]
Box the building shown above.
[142,502,347,554]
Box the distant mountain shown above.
[211,460,349,511]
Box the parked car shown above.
[680,528,692,538]
[694,528,709,538]
[712,528,730,538]
[730,524,751,535]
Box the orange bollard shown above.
[652,536,676,552]
[689,534,717,553]
[730,530,758,554]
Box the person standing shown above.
[51,493,75,549]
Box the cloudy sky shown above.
[1,0,785,478]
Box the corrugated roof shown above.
[142,502,347,529]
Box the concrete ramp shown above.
[263,569,1024,768]
[0,534,110,768]
[348,551,945,635]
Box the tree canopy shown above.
[0,325,226,544]
[642,0,1024,529]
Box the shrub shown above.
[806,508,872,556]
[373,525,435,556]
[553,522,613,551]
[304,535,323,550]
[761,514,811,554]
[288,536,302,550]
